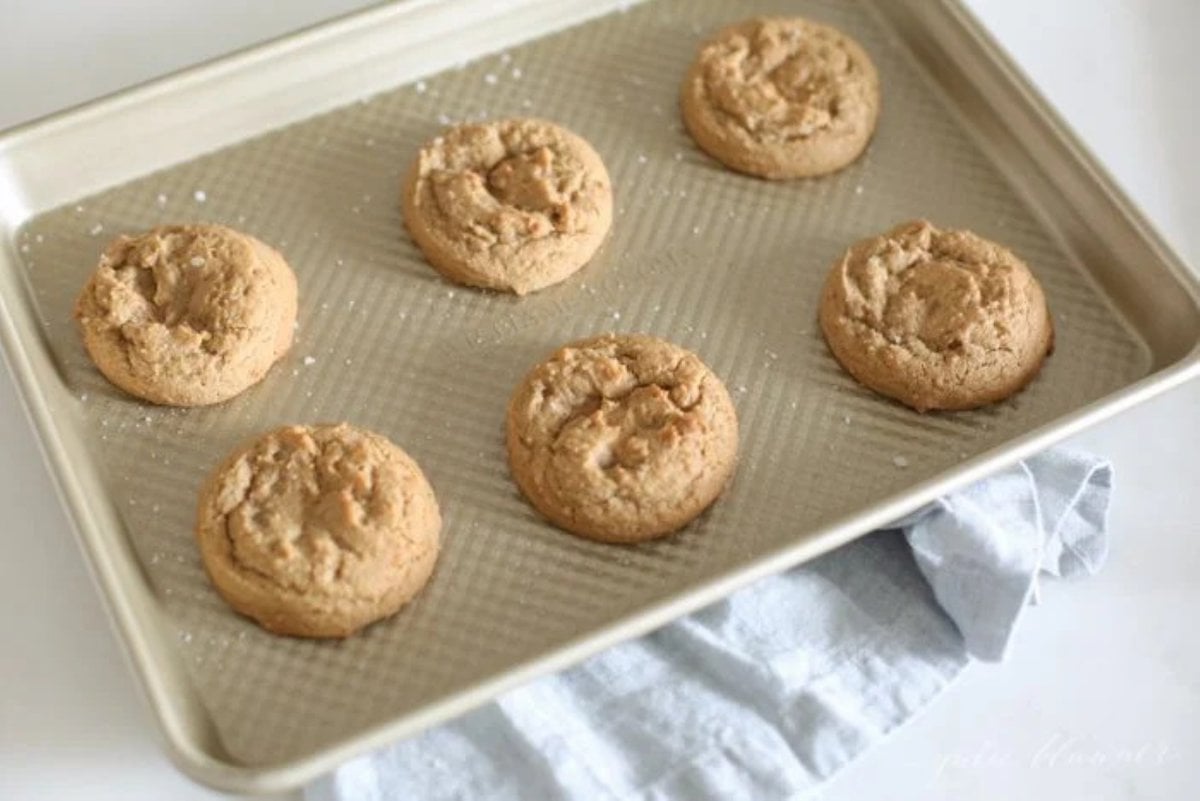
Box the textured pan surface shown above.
[10,0,1149,770]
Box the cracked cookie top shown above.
[681,16,880,179]
[402,118,613,295]
[506,334,739,543]
[819,220,1054,412]
[196,424,441,638]
[74,224,297,406]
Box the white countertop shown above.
[2,2,1197,799]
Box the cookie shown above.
[819,220,1054,412]
[402,118,613,295]
[74,223,297,406]
[506,334,738,543]
[681,16,880,179]
[196,423,441,638]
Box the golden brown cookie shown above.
[74,223,297,406]
[506,334,739,544]
[681,16,880,179]
[402,118,613,295]
[196,424,441,638]
[819,220,1054,412]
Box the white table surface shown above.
[2,2,1197,799]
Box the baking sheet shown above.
[1,0,1196,791]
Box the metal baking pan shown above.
[2,0,1197,792]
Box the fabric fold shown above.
[309,449,1112,801]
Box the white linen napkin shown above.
[308,449,1112,800]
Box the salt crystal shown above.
[500,53,512,65]
[447,290,455,298]
[79,393,88,402]
[843,415,851,424]
[612,311,621,320]
[855,185,864,195]
[156,193,168,206]
[674,151,683,161]
[189,256,206,267]
[511,67,522,80]
[193,190,207,203]
[20,244,29,253]
[35,234,43,243]
[365,138,375,147]
[636,154,647,164]
[143,415,152,424]
[303,356,317,366]
[892,455,909,468]
[415,80,428,93]
[484,73,498,85]
[437,113,452,125]
[180,632,192,643]
[75,205,84,213]
[521,99,532,109]
[88,224,104,236]
[692,226,701,235]
[736,385,748,393]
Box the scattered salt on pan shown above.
[20,244,29,253]
[521,98,532,109]
[437,113,452,125]
[692,226,701,235]
[855,185,864,195]
[345,358,353,365]
[365,138,375,147]
[180,632,192,643]
[674,151,683,161]
[415,80,428,93]
[143,415,152,424]
[75,205,84,213]
[736,385,748,393]
[636,154,647,164]
[291,369,299,376]
[79,393,88,402]
[156,193,168,206]
[189,256,206,267]
[843,415,851,425]
[35,234,43,243]
[303,356,317,366]
[484,73,498,85]
[511,67,523,80]
[88,224,104,236]
[237,214,246,224]
[500,52,512,65]
[447,290,455,298]
[193,190,207,203]
[892,455,909,468]
[612,311,621,320]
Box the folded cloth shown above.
[308,449,1112,801]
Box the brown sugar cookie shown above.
[74,223,297,406]
[506,334,739,544]
[819,220,1054,412]
[196,424,441,638]
[681,16,880,179]
[402,118,613,295]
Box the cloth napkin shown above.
[308,449,1112,801]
